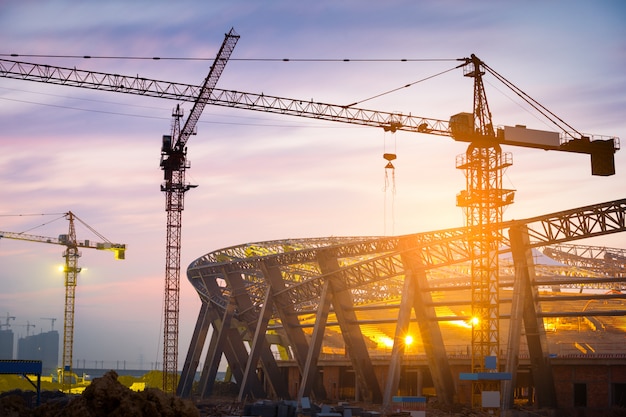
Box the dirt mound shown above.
[0,370,199,417]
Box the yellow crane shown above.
[0,211,125,389]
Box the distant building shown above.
[0,330,14,359]
[17,331,59,374]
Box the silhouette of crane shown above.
[16,321,35,337]
[0,313,15,330]
[41,317,57,332]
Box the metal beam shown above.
[178,300,212,397]
[319,250,383,404]
[261,258,326,399]
[382,260,415,412]
[224,267,290,400]
[401,237,455,404]
[297,279,332,402]
[238,288,283,401]
[507,225,556,408]
[199,297,237,397]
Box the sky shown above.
[0,1,624,371]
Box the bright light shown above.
[58,265,65,272]
[405,335,414,346]
[379,336,394,348]
[450,320,472,329]
[470,317,479,326]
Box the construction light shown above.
[405,335,414,346]
[470,317,480,326]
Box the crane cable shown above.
[72,212,114,243]
[383,132,397,236]
[0,212,115,243]
[481,62,584,138]
[345,64,462,107]
[1,53,460,63]
[0,213,67,235]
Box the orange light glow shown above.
[377,336,394,348]
[450,319,472,329]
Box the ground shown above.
[0,370,574,417]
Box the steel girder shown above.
[237,288,281,401]
[223,267,289,400]
[297,279,332,402]
[194,275,264,400]
[521,198,626,245]
[261,258,327,401]
[318,250,383,404]
[381,236,456,410]
[542,244,626,277]
[178,301,212,397]
[504,225,556,410]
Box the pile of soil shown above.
[0,372,531,417]
[0,370,199,416]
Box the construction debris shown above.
[0,372,538,417]
[0,370,199,416]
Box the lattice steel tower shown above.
[159,28,239,393]
[455,55,515,408]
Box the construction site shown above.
[0,24,625,417]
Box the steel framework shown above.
[455,55,517,406]
[179,197,626,410]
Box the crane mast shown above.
[0,212,125,391]
[159,28,239,393]
[62,212,80,388]
[454,55,514,408]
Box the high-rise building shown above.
[0,330,14,359]
[17,331,59,374]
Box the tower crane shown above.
[0,211,125,389]
[41,317,57,331]
[159,27,238,392]
[0,54,616,175]
[0,49,619,403]
[16,322,35,337]
[0,313,15,330]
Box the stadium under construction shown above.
[178,198,626,415]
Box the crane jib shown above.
[0,57,618,157]
[177,28,239,147]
